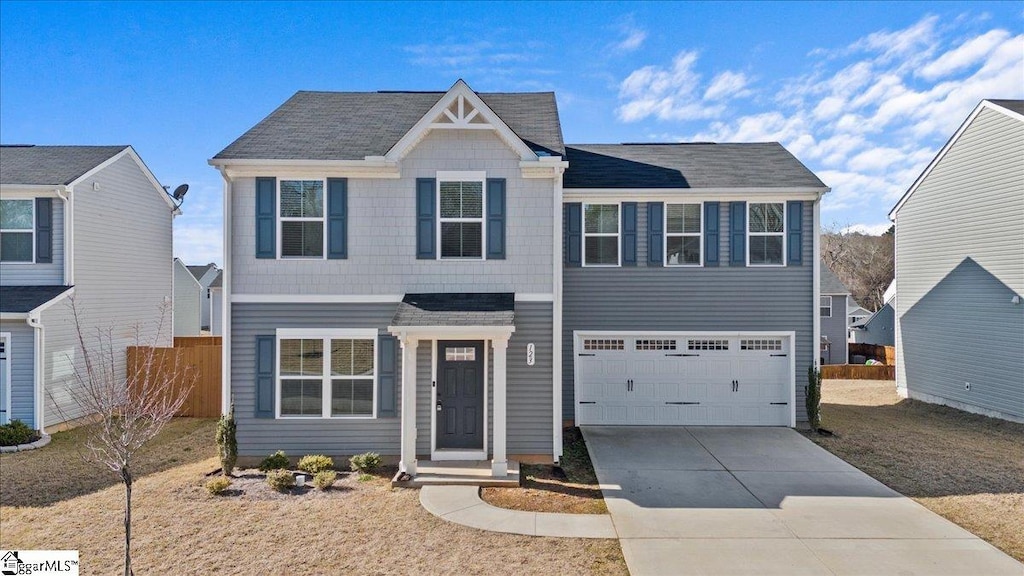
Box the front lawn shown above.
[0,419,625,575]
[807,379,1024,562]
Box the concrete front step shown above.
[391,459,521,487]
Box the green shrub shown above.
[0,420,37,447]
[312,470,337,490]
[216,406,238,477]
[357,473,373,482]
[266,469,295,492]
[297,454,334,475]
[205,477,231,496]
[258,450,289,472]
[806,365,823,432]
[349,452,382,473]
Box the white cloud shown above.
[614,26,647,53]
[918,29,1010,80]
[704,71,751,101]
[842,223,893,235]
[174,225,222,266]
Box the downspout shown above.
[27,312,45,433]
[55,185,72,284]
[218,168,232,414]
[552,165,565,463]
[813,192,824,375]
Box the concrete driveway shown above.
[582,426,1022,576]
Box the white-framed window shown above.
[0,199,34,263]
[278,179,325,259]
[665,203,702,266]
[276,329,376,418]
[748,202,785,266]
[438,172,485,260]
[820,296,833,318]
[583,203,620,266]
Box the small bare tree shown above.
[52,299,193,576]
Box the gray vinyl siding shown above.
[229,129,554,296]
[850,303,895,346]
[1,321,35,427]
[40,155,174,428]
[231,302,554,458]
[173,261,202,336]
[0,199,64,285]
[563,201,815,422]
[895,107,1024,421]
[820,294,849,364]
[210,289,223,336]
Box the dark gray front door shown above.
[436,340,484,450]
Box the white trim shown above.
[68,147,179,212]
[514,293,554,302]
[0,332,11,425]
[277,178,327,260]
[582,202,621,267]
[0,313,29,321]
[552,167,565,461]
[277,328,377,339]
[220,171,232,414]
[436,173,487,261]
[0,185,64,195]
[0,197,36,263]
[388,325,515,341]
[563,189,827,202]
[273,329,378,419]
[890,100,1024,219]
[231,294,404,304]
[746,201,787,267]
[663,201,704,267]
[813,199,822,372]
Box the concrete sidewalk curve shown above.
[420,485,617,539]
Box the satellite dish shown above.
[172,184,189,201]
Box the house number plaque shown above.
[526,343,535,366]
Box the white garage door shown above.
[575,334,792,426]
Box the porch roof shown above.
[391,293,515,327]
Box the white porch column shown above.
[491,338,509,476]
[399,337,418,476]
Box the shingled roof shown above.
[820,265,851,295]
[0,145,127,185]
[989,99,1024,116]
[214,91,565,160]
[563,143,826,189]
[0,285,73,314]
[391,293,515,327]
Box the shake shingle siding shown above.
[895,106,1024,422]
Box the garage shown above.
[574,332,794,426]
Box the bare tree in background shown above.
[52,299,193,576]
[821,224,895,311]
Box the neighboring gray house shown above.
[209,80,828,478]
[173,258,202,336]
[0,145,176,430]
[819,265,851,365]
[187,262,220,330]
[850,280,895,346]
[209,270,223,336]
[890,99,1023,423]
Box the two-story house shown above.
[210,80,828,477]
[0,145,175,432]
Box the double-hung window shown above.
[279,180,325,258]
[820,296,832,318]
[0,199,34,262]
[665,203,702,266]
[438,176,484,259]
[278,330,376,418]
[583,204,619,266]
[748,202,785,266]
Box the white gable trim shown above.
[384,80,539,163]
[889,100,1024,220]
[68,146,179,213]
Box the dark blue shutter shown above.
[416,178,436,259]
[377,334,398,417]
[647,202,663,267]
[255,177,276,259]
[35,198,52,264]
[704,202,719,267]
[729,201,746,266]
[255,335,275,418]
[327,178,348,259]
[565,203,582,267]
[486,178,506,259]
[622,202,637,266]
[787,201,803,266]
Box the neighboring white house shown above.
[890,99,1023,423]
[173,258,202,336]
[209,270,222,336]
[187,262,220,330]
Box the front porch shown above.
[391,459,520,487]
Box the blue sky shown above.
[1,1,1021,266]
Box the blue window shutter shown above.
[704,202,720,267]
[622,202,637,266]
[255,335,275,418]
[416,178,436,259]
[255,177,276,259]
[729,201,746,266]
[787,201,803,266]
[647,202,664,267]
[565,203,582,267]
[35,198,52,264]
[327,178,348,259]
[377,334,398,417]
[486,178,506,259]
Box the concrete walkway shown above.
[420,485,617,538]
[583,426,1023,576]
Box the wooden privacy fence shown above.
[848,343,896,365]
[127,343,222,417]
[174,336,223,348]
[822,364,895,380]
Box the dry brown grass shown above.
[0,418,626,575]
[806,380,1024,562]
[482,428,607,515]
